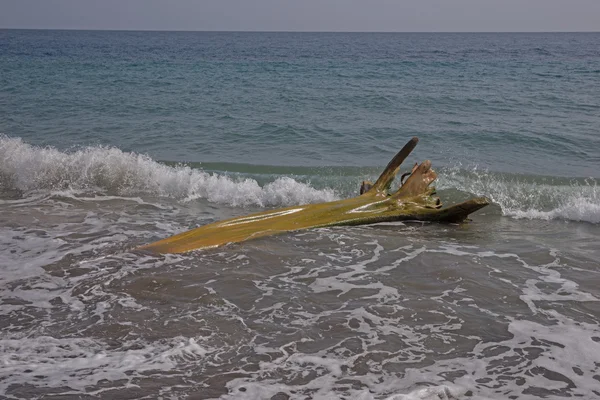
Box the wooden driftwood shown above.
[138,137,489,254]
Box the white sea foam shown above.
[507,197,600,223]
[0,335,209,396]
[249,240,598,400]
[0,135,337,207]
[2,224,598,398]
[223,379,470,400]
[385,385,473,400]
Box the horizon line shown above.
[1,28,599,34]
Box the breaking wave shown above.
[438,167,599,224]
[0,135,337,207]
[1,136,598,223]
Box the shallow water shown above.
[1,191,599,399]
[1,31,600,399]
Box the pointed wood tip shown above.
[371,137,420,193]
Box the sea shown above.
[0,30,599,399]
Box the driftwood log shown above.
[139,137,489,254]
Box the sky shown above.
[1,0,599,32]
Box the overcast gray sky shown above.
[1,0,599,32]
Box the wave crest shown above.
[438,167,599,224]
[0,135,337,207]
[2,136,598,223]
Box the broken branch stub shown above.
[138,138,489,254]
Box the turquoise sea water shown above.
[1,30,599,399]
[2,30,599,175]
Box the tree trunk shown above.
[138,137,489,254]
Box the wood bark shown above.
[138,137,489,254]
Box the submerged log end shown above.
[430,197,490,223]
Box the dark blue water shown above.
[1,31,600,399]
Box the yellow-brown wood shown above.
[138,137,489,254]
